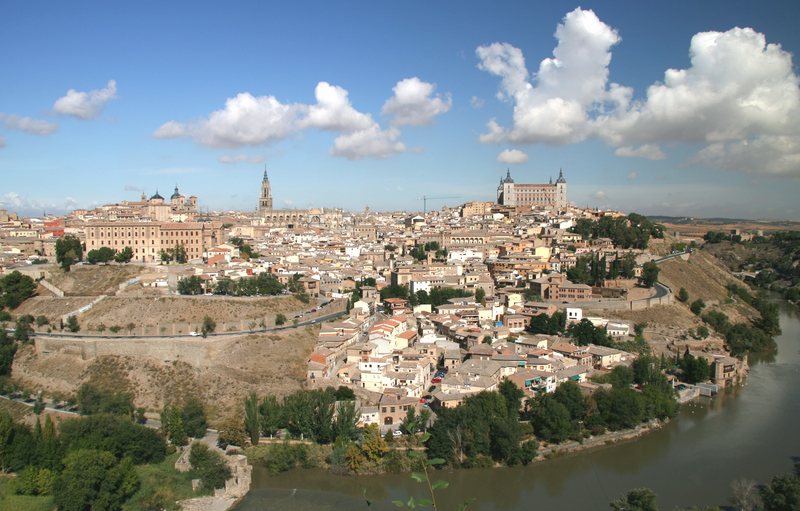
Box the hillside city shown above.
[0,168,788,510]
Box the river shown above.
[237,299,800,510]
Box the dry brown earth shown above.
[658,250,744,304]
[48,265,144,295]
[79,295,305,328]
[13,297,98,321]
[12,324,319,423]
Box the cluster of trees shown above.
[378,284,474,309]
[567,252,638,285]
[158,243,189,264]
[237,387,359,449]
[409,241,447,262]
[55,235,83,270]
[210,272,284,296]
[566,252,659,288]
[0,409,166,510]
[570,213,664,250]
[532,360,677,445]
[426,381,538,468]
[160,396,209,446]
[0,270,37,310]
[85,246,133,264]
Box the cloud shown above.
[476,8,800,177]
[250,155,266,163]
[382,77,452,127]
[0,113,59,135]
[64,197,78,209]
[152,92,302,148]
[217,154,249,164]
[283,200,293,206]
[53,79,118,120]
[328,125,406,160]
[296,82,374,132]
[0,134,5,148]
[615,144,667,160]
[470,96,485,109]
[626,172,639,181]
[590,191,609,201]
[124,185,143,192]
[153,79,450,160]
[412,147,424,154]
[496,149,529,164]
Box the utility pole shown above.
[416,195,460,214]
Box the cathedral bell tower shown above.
[259,166,273,212]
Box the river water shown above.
[237,299,800,511]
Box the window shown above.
[390,407,395,413]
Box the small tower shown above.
[555,169,567,210]
[259,166,273,212]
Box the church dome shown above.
[170,185,181,200]
[150,190,164,200]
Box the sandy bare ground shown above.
[48,265,145,296]
[12,324,319,423]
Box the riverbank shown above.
[536,419,664,461]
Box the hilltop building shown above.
[254,167,346,229]
[496,169,567,210]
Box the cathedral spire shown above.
[263,164,268,181]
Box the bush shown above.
[189,442,231,489]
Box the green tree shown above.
[610,488,659,511]
[178,276,204,295]
[761,463,800,511]
[0,330,18,376]
[475,287,486,303]
[677,287,689,302]
[217,414,248,449]
[690,299,706,315]
[553,380,586,422]
[530,394,574,444]
[86,246,116,264]
[35,314,49,327]
[52,449,139,511]
[641,261,660,288]
[55,235,83,266]
[334,400,360,441]
[498,379,524,419]
[244,391,260,446]
[114,246,133,263]
[0,270,37,309]
[259,395,283,439]
[168,406,188,446]
[172,243,189,264]
[125,322,136,335]
[202,316,216,334]
[13,316,34,343]
[67,315,80,332]
[181,396,208,438]
[361,423,389,461]
[188,442,232,490]
[274,313,286,326]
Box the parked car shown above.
[393,429,402,437]
[189,331,199,337]
[432,377,441,383]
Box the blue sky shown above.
[2,1,799,219]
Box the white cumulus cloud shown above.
[0,113,59,135]
[476,8,800,177]
[53,80,118,120]
[329,125,406,161]
[496,149,529,164]
[626,171,639,180]
[590,191,609,201]
[296,82,374,132]
[152,92,302,148]
[382,77,451,127]
[153,79,450,160]
[615,144,667,160]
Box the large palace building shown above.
[254,168,346,229]
[496,169,567,210]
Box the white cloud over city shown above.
[53,80,118,120]
[152,78,449,160]
[496,149,529,164]
[477,7,800,177]
[0,113,59,135]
